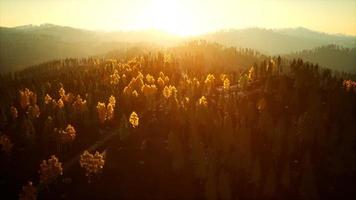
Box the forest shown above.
[0,41,355,199]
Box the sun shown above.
[140,0,200,36]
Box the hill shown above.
[199,27,356,55]
[1,24,355,73]
[276,27,356,48]
[0,24,181,72]
[286,45,356,73]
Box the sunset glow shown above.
[1,0,355,35]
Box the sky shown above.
[0,0,355,36]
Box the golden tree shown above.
[343,80,356,92]
[163,86,172,99]
[44,94,52,105]
[72,95,87,113]
[129,112,139,128]
[79,150,105,183]
[205,74,216,88]
[145,74,155,84]
[198,96,208,107]
[106,103,115,121]
[39,155,63,186]
[57,99,64,109]
[19,88,35,109]
[110,69,120,85]
[223,78,230,90]
[96,95,116,123]
[157,77,165,88]
[108,95,116,107]
[96,102,107,123]
[132,90,139,98]
[55,124,76,145]
[58,87,65,99]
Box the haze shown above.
[1,0,356,36]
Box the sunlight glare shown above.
[141,0,200,36]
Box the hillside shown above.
[199,28,356,55]
[0,24,181,72]
[286,45,356,73]
[1,24,355,73]
[276,27,356,48]
[0,42,355,199]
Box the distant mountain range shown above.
[200,27,356,55]
[1,24,355,72]
[0,24,178,72]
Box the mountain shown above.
[286,44,356,73]
[1,24,355,72]
[0,24,181,72]
[276,27,356,48]
[199,27,356,55]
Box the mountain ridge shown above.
[286,44,356,73]
[1,24,355,72]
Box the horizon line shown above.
[1,23,356,37]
